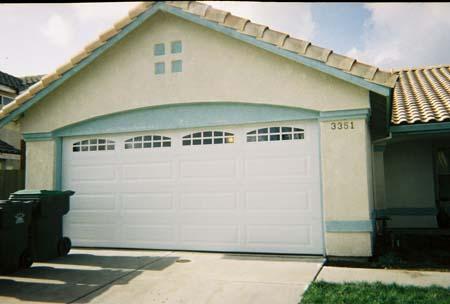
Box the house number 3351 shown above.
[330,121,355,130]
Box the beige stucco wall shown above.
[0,121,21,149]
[383,139,438,228]
[326,233,372,257]
[25,140,55,189]
[21,12,368,134]
[19,12,376,257]
[320,118,373,256]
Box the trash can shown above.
[9,190,75,262]
[0,200,33,274]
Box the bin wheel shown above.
[58,237,71,256]
[19,250,33,269]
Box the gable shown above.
[20,11,371,134]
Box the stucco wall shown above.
[320,118,373,256]
[383,139,438,228]
[25,140,55,189]
[0,121,21,149]
[21,12,368,134]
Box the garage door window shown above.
[246,127,304,142]
[72,139,115,152]
[182,131,234,146]
[124,135,171,149]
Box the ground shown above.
[301,281,450,304]
[0,248,323,304]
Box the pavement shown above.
[0,248,324,304]
[317,266,450,288]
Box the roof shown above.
[21,75,44,87]
[0,1,397,127]
[0,139,20,155]
[0,70,25,92]
[392,65,450,125]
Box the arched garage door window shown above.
[124,135,171,149]
[72,139,115,152]
[182,131,234,146]
[246,127,304,142]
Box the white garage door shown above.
[62,121,323,254]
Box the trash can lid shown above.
[11,190,75,196]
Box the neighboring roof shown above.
[0,139,20,155]
[391,65,450,125]
[0,1,397,127]
[0,70,25,92]
[21,75,44,87]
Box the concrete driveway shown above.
[0,248,323,304]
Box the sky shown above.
[0,2,449,77]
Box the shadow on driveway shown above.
[0,252,178,304]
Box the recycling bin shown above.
[0,200,33,274]
[9,190,75,261]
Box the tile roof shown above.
[392,65,450,125]
[21,75,44,87]
[0,1,398,122]
[0,70,25,92]
[0,139,20,155]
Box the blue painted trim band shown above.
[23,102,320,139]
[54,137,62,191]
[162,5,391,97]
[319,108,370,121]
[376,208,438,216]
[326,220,373,232]
[391,122,450,135]
[23,132,54,142]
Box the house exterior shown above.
[0,1,447,257]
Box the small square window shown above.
[171,40,182,54]
[125,143,133,149]
[204,138,212,145]
[270,134,280,141]
[134,143,142,149]
[144,142,152,148]
[183,140,191,146]
[214,138,223,144]
[293,133,304,140]
[247,136,257,142]
[144,136,152,141]
[193,139,201,145]
[163,141,171,147]
[107,145,115,150]
[153,142,162,148]
[73,146,80,152]
[282,134,292,140]
[90,145,97,151]
[155,62,165,75]
[154,43,165,56]
[258,135,268,142]
[98,145,106,151]
[171,60,182,73]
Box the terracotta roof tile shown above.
[392,66,450,125]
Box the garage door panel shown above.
[63,121,324,254]
[180,159,237,179]
[121,162,174,180]
[180,193,237,210]
[180,225,239,244]
[121,193,174,210]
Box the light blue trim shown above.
[391,122,450,135]
[155,62,165,74]
[154,43,165,56]
[26,102,318,138]
[171,40,182,54]
[54,137,62,191]
[23,132,54,142]
[326,220,373,232]
[319,108,370,121]
[376,208,438,217]
[162,5,391,97]
[0,2,164,129]
[0,2,390,129]
[171,60,182,73]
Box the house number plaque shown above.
[330,121,355,130]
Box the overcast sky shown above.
[0,2,449,77]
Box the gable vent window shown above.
[1,95,14,106]
[73,139,115,152]
[124,135,171,149]
[246,127,304,143]
[182,131,234,146]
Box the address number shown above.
[331,121,355,130]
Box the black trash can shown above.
[0,200,33,274]
[9,190,75,262]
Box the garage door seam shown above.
[68,251,175,304]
